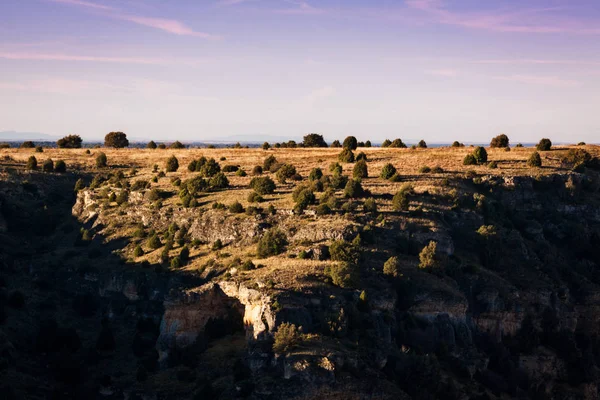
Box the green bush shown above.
[343,136,358,150]
[294,188,315,212]
[419,241,440,269]
[96,152,107,168]
[57,134,82,148]
[26,156,37,170]
[490,134,509,148]
[276,164,297,183]
[104,132,129,148]
[330,140,342,148]
[417,140,427,148]
[262,141,270,150]
[236,169,247,177]
[222,165,239,173]
[380,163,397,179]
[257,228,288,258]
[309,168,323,181]
[209,172,229,189]
[54,160,66,173]
[329,162,342,175]
[35,146,43,153]
[147,234,162,249]
[250,176,276,195]
[147,140,157,149]
[229,201,244,213]
[383,256,399,277]
[20,140,35,148]
[353,160,368,179]
[115,190,128,205]
[463,154,477,165]
[316,203,331,215]
[303,133,327,147]
[527,151,542,167]
[452,141,464,148]
[170,257,182,268]
[344,179,365,198]
[537,138,552,151]
[212,239,223,250]
[200,158,221,177]
[247,191,264,203]
[74,178,85,191]
[252,165,263,175]
[273,323,302,354]
[381,139,392,147]
[431,166,443,173]
[263,155,278,171]
[561,148,592,169]
[165,155,179,172]
[418,166,431,174]
[133,245,144,257]
[392,184,414,211]
[327,262,358,288]
[169,140,185,149]
[363,198,377,213]
[338,148,355,163]
[473,146,488,164]
[330,173,348,190]
[42,159,54,172]
[329,240,359,263]
[355,152,367,162]
[488,161,498,169]
[179,245,190,264]
[390,139,407,148]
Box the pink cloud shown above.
[493,75,580,88]
[405,0,600,34]
[275,1,326,15]
[474,59,600,66]
[0,52,207,66]
[425,69,458,77]
[48,0,219,38]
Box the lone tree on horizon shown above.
[303,133,328,148]
[104,132,129,148]
[57,134,82,149]
[490,134,510,148]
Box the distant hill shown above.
[0,131,58,141]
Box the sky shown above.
[1,0,600,143]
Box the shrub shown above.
[147,234,162,249]
[257,228,288,258]
[96,152,107,168]
[209,172,229,189]
[419,241,440,269]
[247,191,263,203]
[537,138,552,151]
[338,148,355,163]
[330,240,359,263]
[329,162,343,175]
[463,154,477,165]
[26,156,37,170]
[20,140,35,148]
[380,163,397,179]
[228,201,244,213]
[578,142,586,146]
[179,245,190,264]
[418,140,427,148]
[383,256,399,277]
[343,136,358,150]
[344,179,365,198]
[316,203,331,215]
[327,262,358,288]
[273,323,302,354]
[170,257,181,269]
[35,146,43,152]
[147,141,157,149]
[381,139,392,147]
[390,138,407,148]
[488,161,498,169]
[473,146,488,164]
[212,239,223,250]
[74,178,85,191]
[431,166,443,173]
[169,140,185,149]
[200,158,221,177]
[115,190,128,205]
[309,168,323,181]
[236,169,247,177]
[365,140,372,147]
[490,134,509,148]
[104,132,129,148]
[330,140,342,148]
[222,165,239,173]
[165,155,179,172]
[452,141,464,147]
[54,160,66,173]
[42,159,54,172]
[392,184,414,211]
[263,155,278,171]
[353,160,368,179]
[132,180,150,191]
[250,176,276,195]
[276,164,297,183]
[134,245,144,257]
[262,141,270,150]
[418,166,431,174]
[527,151,542,167]
[330,173,348,190]
[57,134,82,148]
[561,148,592,169]
[252,165,263,175]
[515,143,523,148]
[363,198,377,213]
[294,188,315,212]
[355,152,367,162]
[158,143,166,149]
[303,133,328,147]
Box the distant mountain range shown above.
[0,131,59,141]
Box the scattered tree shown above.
[343,136,358,150]
[273,323,302,354]
[104,132,129,148]
[57,134,82,148]
[353,160,368,179]
[383,256,399,277]
[257,228,288,258]
[338,148,355,163]
[20,141,35,148]
[147,141,157,149]
[250,176,276,195]
[169,141,185,149]
[54,160,66,173]
[419,241,440,269]
[490,134,510,148]
[418,140,427,148]
[165,155,179,172]
[536,138,552,151]
[380,163,397,179]
[42,159,54,172]
[527,151,542,168]
[303,133,328,147]
[26,156,37,170]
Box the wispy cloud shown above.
[275,1,326,15]
[405,0,600,34]
[475,59,600,66]
[493,75,580,88]
[0,78,124,94]
[48,0,219,38]
[425,69,458,77]
[0,52,207,66]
